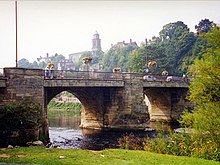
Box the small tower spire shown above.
[92,31,102,55]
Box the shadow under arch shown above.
[143,87,191,130]
[143,88,172,122]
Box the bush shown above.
[143,131,220,161]
[118,133,144,150]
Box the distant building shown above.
[37,53,51,63]
[36,32,104,71]
[69,51,87,64]
[111,39,138,48]
[57,59,75,70]
[92,31,102,55]
[69,31,103,63]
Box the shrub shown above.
[143,130,220,161]
[118,133,144,150]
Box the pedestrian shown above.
[45,65,50,78]
[50,63,54,79]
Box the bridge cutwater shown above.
[0,67,192,145]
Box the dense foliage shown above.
[102,45,137,72]
[179,26,220,159]
[101,19,215,75]
[0,99,42,146]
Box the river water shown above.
[48,116,159,150]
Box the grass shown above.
[0,146,219,165]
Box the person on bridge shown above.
[45,65,50,79]
[49,63,54,79]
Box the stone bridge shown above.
[0,67,191,145]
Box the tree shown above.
[180,26,220,149]
[128,47,146,73]
[159,21,189,40]
[102,45,136,72]
[195,18,215,34]
[18,58,31,68]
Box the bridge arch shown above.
[143,87,190,123]
[44,87,107,129]
[143,88,171,122]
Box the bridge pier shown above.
[0,68,49,146]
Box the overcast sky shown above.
[0,0,220,68]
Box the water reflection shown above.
[49,116,81,129]
[48,116,158,150]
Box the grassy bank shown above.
[48,101,81,117]
[0,147,219,165]
[47,109,81,118]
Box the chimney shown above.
[145,38,148,44]
[130,39,132,43]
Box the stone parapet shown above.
[143,81,188,88]
[44,79,124,87]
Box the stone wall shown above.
[0,68,48,146]
[109,74,149,129]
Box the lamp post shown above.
[15,0,18,67]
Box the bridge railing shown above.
[45,70,124,81]
[142,74,190,83]
[44,70,189,83]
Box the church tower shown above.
[92,31,102,55]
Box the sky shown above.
[0,0,220,68]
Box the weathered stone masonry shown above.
[0,68,48,145]
[0,68,191,145]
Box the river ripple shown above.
[48,116,157,150]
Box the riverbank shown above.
[0,146,219,165]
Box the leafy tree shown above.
[32,61,39,68]
[102,45,137,72]
[181,26,220,147]
[195,18,215,34]
[128,47,146,73]
[191,34,208,60]
[18,58,31,68]
[159,21,189,40]
[146,21,196,75]
[145,44,166,74]
[92,50,104,64]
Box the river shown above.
[48,116,159,150]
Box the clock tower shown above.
[92,31,102,55]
